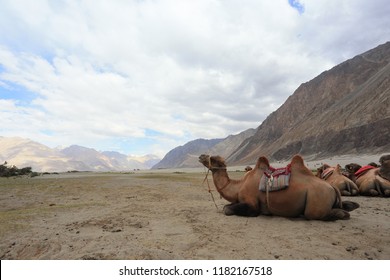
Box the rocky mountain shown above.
[3,43,388,171]
[157,42,390,168]
[152,138,223,169]
[152,128,255,169]
[227,41,390,164]
[101,151,160,170]
[0,136,160,172]
[0,136,86,172]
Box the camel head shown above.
[245,166,253,172]
[379,154,390,166]
[199,154,226,171]
[379,154,390,181]
[345,163,361,174]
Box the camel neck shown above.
[211,169,238,202]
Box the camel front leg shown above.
[223,202,259,217]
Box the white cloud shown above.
[0,0,389,156]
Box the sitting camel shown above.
[345,162,380,183]
[316,164,359,196]
[245,166,253,172]
[199,154,359,221]
[344,163,362,182]
[353,155,390,197]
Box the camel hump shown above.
[290,154,305,167]
[256,156,270,169]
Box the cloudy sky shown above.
[0,0,389,157]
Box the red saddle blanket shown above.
[259,164,291,192]
[355,165,376,178]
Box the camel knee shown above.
[342,201,360,212]
[351,189,359,196]
[366,189,380,196]
[223,202,259,217]
[223,204,236,216]
[341,190,352,196]
[323,209,350,221]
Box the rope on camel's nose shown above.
[202,165,219,210]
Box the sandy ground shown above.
[0,167,389,260]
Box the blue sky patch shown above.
[288,0,305,14]
[0,81,37,105]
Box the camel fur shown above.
[199,154,359,221]
[354,155,390,197]
[316,164,359,196]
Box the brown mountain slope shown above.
[152,128,255,169]
[227,42,390,164]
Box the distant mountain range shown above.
[152,128,255,169]
[3,43,389,171]
[0,136,160,172]
[154,42,390,168]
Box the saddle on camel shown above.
[199,154,359,221]
[316,164,359,196]
[348,155,390,197]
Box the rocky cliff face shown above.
[152,128,255,169]
[152,138,223,169]
[227,42,390,164]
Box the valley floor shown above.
[0,171,389,260]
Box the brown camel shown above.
[245,166,253,172]
[199,154,359,220]
[344,163,362,182]
[345,162,380,183]
[355,155,390,197]
[316,164,359,196]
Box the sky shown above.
[0,0,389,157]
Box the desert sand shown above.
[0,162,389,260]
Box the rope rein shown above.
[201,157,229,210]
[202,168,219,210]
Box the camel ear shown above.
[335,164,342,173]
[256,156,269,169]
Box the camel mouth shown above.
[198,154,211,168]
[199,154,209,161]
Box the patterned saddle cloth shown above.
[259,164,291,192]
[355,165,376,178]
[321,167,335,180]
